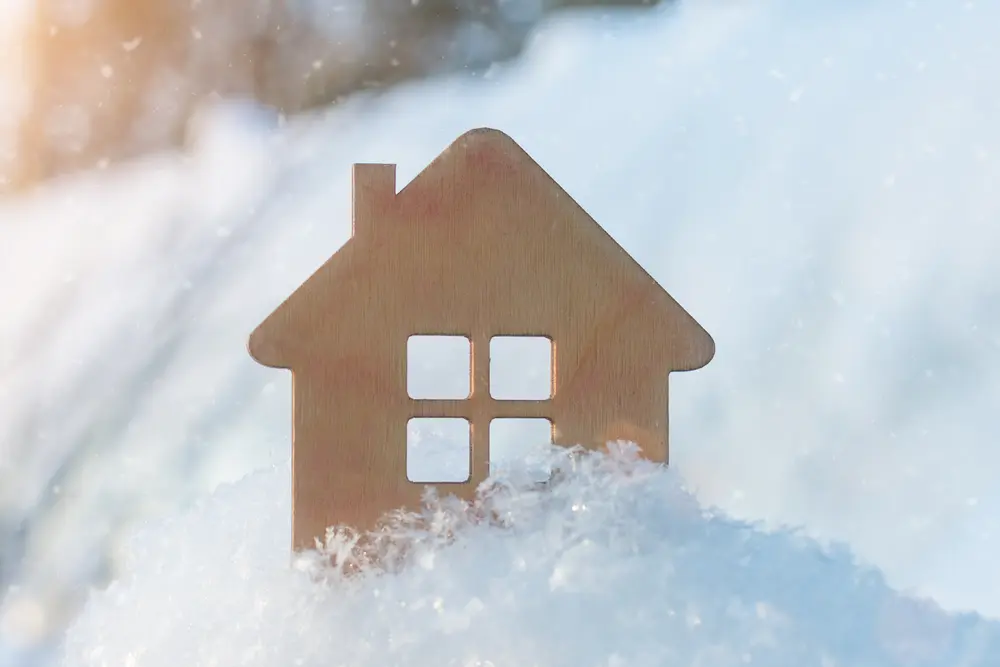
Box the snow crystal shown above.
[61,445,1000,667]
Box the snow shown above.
[2,0,1000,663]
[59,446,1000,667]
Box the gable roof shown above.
[248,128,714,371]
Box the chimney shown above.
[352,163,396,237]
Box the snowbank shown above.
[61,446,998,667]
[4,0,1000,661]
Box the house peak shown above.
[455,127,519,144]
[441,127,533,171]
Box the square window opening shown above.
[406,417,471,483]
[407,335,471,399]
[489,418,553,483]
[489,336,552,400]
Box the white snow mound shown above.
[61,444,999,667]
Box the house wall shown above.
[287,264,674,548]
[291,364,463,551]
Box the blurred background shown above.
[3,0,1000,665]
[0,0,656,191]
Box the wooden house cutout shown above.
[249,128,715,551]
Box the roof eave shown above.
[671,324,716,372]
[248,313,293,370]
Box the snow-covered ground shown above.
[2,0,1000,664]
[61,446,1000,666]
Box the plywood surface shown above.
[249,128,714,551]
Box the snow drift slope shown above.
[62,447,1000,667]
[3,0,1000,661]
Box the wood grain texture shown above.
[248,128,715,552]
